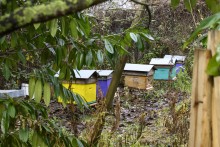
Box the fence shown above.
[189,31,220,147]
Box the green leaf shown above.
[34,79,42,103]
[50,19,58,37]
[97,50,103,63]
[140,33,154,41]
[184,0,197,12]
[136,34,144,51]
[59,65,67,80]
[104,39,114,54]
[130,32,138,42]
[70,19,78,39]
[0,36,5,44]
[32,132,39,147]
[206,54,220,76]
[19,128,29,142]
[1,111,9,134]
[56,48,63,66]
[171,0,180,8]
[33,23,41,30]
[8,104,15,118]
[86,50,93,66]
[184,12,220,48]
[11,33,17,48]
[43,82,51,107]
[29,77,36,99]
[2,64,11,80]
[18,50,26,64]
[205,0,220,13]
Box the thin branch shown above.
[129,0,152,29]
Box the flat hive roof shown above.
[149,58,176,65]
[124,63,154,72]
[164,55,186,62]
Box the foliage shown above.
[173,70,192,93]
[0,98,87,147]
[171,0,220,13]
[164,93,190,146]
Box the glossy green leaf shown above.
[184,0,197,12]
[2,64,11,80]
[171,0,180,8]
[140,33,154,41]
[130,32,138,42]
[1,111,9,134]
[70,19,78,39]
[136,34,144,51]
[29,77,36,99]
[33,23,41,30]
[43,82,51,107]
[86,50,93,66]
[8,104,15,118]
[104,39,114,54]
[32,132,39,147]
[97,50,103,63]
[206,54,220,76]
[50,19,58,37]
[19,128,29,142]
[34,79,42,103]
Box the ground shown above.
[48,82,190,146]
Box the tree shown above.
[0,0,153,146]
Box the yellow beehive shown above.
[58,70,98,104]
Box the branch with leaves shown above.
[0,0,107,36]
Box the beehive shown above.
[96,70,113,99]
[164,55,186,73]
[59,70,98,104]
[149,58,176,80]
[123,63,154,90]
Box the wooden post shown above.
[189,49,212,147]
[207,31,220,147]
[189,30,220,147]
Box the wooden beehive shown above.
[164,55,186,73]
[96,70,113,99]
[59,70,98,104]
[123,63,154,90]
[149,58,176,80]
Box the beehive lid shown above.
[97,70,113,77]
[124,63,154,72]
[55,70,97,79]
[74,70,97,79]
[149,58,176,65]
[164,55,186,62]
[0,90,25,98]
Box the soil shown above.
[48,87,190,146]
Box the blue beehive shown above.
[150,58,176,80]
[96,70,113,99]
[164,55,186,74]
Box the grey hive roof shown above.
[149,58,176,65]
[74,70,97,79]
[124,63,154,72]
[96,70,113,77]
[164,55,186,62]
[55,70,97,79]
